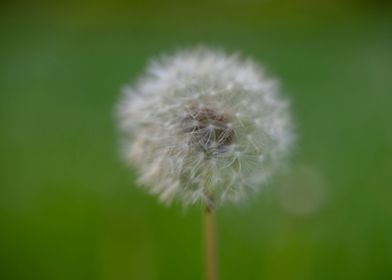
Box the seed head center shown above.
[180,105,234,155]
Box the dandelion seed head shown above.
[117,46,294,207]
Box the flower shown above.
[117,47,294,208]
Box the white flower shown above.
[117,47,294,208]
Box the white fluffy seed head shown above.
[117,47,294,208]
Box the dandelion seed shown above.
[117,46,294,208]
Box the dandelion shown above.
[116,46,294,280]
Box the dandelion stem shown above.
[203,206,219,280]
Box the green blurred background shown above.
[1,0,392,279]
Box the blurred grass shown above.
[1,1,392,279]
